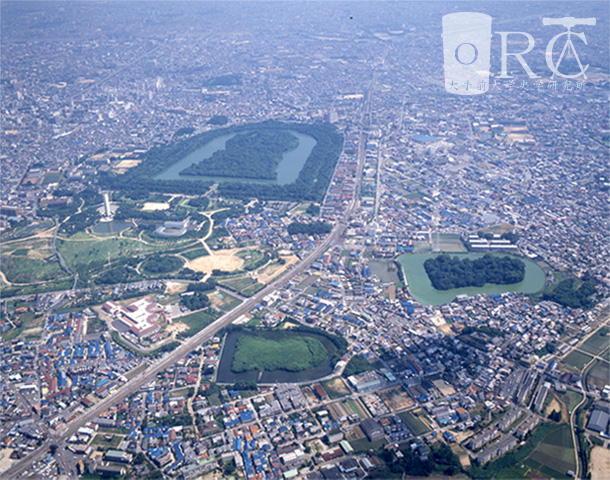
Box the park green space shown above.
[99,121,343,202]
[397,253,545,305]
[1,237,67,285]
[424,254,525,290]
[216,275,264,297]
[231,335,327,373]
[175,309,220,339]
[1,252,67,284]
[217,326,346,384]
[180,129,300,180]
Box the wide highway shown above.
[4,72,376,480]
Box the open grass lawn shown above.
[237,248,266,266]
[349,437,386,453]
[1,254,67,284]
[181,247,210,260]
[42,171,63,184]
[232,334,327,373]
[1,278,74,298]
[210,291,242,312]
[368,260,400,284]
[581,328,610,355]
[86,315,107,334]
[296,274,319,290]
[218,275,264,297]
[171,387,192,398]
[399,410,430,436]
[2,309,45,338]
[558,390,584,413]
[493,465,529,479]
[90,433,123,449]
[240,281,265,296]
[175,309,219,338]
[1,325,23,341]
[563,350,594,370]
[218,275,254,291]
[58,236,158,273]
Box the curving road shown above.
[3,72,376,480]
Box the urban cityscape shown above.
[0,2,608,480]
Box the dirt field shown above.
[507,133,535,143]
[544,398,561,418]
[22,327,43,337]
[167,323,189,334]
[0,448,15,472]
[438,323,454,335]
[590,446,610,480]
[453,430,474,444]
[114,159,141,169]
[165,281,188,295]
[256,255,299,284]
[433,379,456,396]
[379,387,414,412]
[302,386,318,405]
[187,249,244,273]
[451,445,471,469]
[142,202,169,211]
[324,377,351,396]
[429,311,447,327]
[547,391,569,423]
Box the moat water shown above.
[397,253,546,305]
[154,130,316,185]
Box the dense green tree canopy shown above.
[181,130,298,179]
[287,221,331,235]
[97,121,343,202]
[543,274,597,309]
[424,254,525,290]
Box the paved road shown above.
[3,72,377,480]
[3,225,338,478]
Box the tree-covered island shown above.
[180,129,299,179]
[424,254,526,291]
